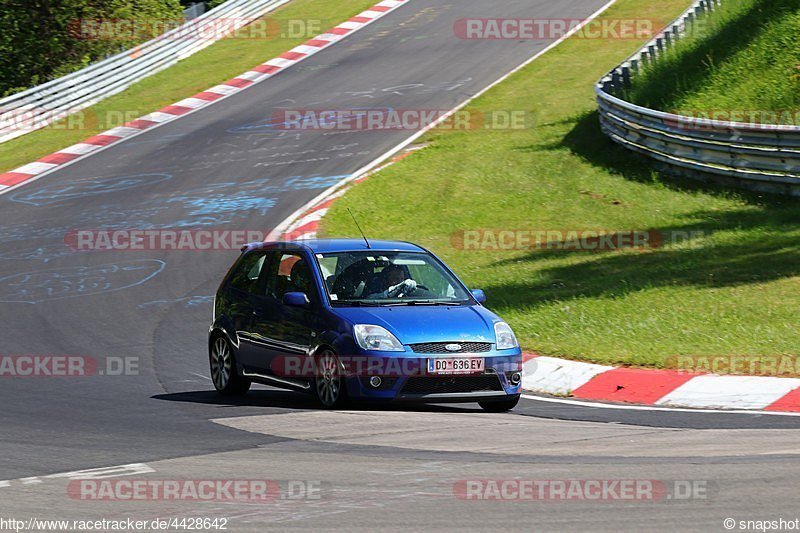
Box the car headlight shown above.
[494,322,519,350]
[353,324,405,352]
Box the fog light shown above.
[510,372,522,385]
[369,376,382,388]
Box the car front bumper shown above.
[341,349,522,402]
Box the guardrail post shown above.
[621,65,632,88]
[611,70,623,93]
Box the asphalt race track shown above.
[1,0,799,530]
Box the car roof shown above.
[242,239,426,254]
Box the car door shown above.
[248,251,319,378]
[225,250,269,370]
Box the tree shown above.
[0,0,183,97]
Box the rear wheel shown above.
[210,336,251,396]
[479,395,520,412]
[314,349,348,408]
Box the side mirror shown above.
[471,289,486,304]
[283,292,310,307]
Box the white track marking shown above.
[520,394,800,417]
[0,463,154,489]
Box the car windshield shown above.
[314,251,472,306]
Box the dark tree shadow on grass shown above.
[485,204,799,310]
[495,109,800,309]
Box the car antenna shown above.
[347,208,371,249]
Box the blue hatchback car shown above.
[208,239,523,411]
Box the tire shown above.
[210,335,251,396]
[314,349,348,409]
[479,395,520,412]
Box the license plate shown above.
[427,357,484,375]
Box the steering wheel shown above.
[397,283,430,298]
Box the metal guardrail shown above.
[595,0,800,193]
[0,0,289,144]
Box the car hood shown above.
[332,304,499,345]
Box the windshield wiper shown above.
[331,300,383,307]
[385,300,466,306]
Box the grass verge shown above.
[0,0,376,173]
[321,0,800,370]
[625,0,800,122]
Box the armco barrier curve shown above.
[0,0,290,144]
[596,0,800,195]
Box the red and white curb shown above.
[522,354,800,412]
[0,0,408,195]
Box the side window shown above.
[229,252,267,293]
[265,252,316,301]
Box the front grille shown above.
[409,342,492,354]
[400,375,503,395]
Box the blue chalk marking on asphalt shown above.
[138,295,214,309]
[0,245,75,263]
[0,173,349,252]
[227,107,394,134]
[284,174,349,190]
[10,173,173,206]
[0,259,166,304]
[184,196,277,216]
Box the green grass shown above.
[625,0,800,122]
[321,0,800,370]
[0,0,376,173]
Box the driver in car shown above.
[369,264,417,298]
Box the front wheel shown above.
[479,395,520,412]
[314,349,348,408]
[210,335,251,396]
